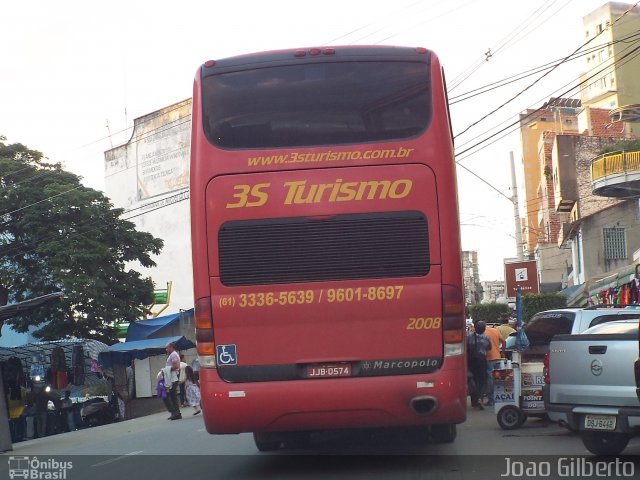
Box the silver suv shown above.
[507,305,640,360]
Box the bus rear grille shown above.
[218,211,429,286]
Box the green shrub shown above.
[599,139,640,155]
[521,293,567,323]
[468,303,511,324]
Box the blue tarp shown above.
[97,335,195,368]
[125,312,184,342]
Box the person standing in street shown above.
[33,387,60,437]
[61,390,76,432]
[163,342,182,420]
[496,312,516,340]
[466,321,491,410]
[178,355,188,407]
[184,365,201,415]
[483,324,506,406]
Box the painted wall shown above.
[519,108,579,255]
[104,99,194,313]
[578,200,640,281]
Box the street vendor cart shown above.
[494,285,544,429]
[493,351,546,429]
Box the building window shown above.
[603,227,627,260]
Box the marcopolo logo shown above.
[360,357,441,376]
[8,456,73,480]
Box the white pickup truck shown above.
[544,319,640,455]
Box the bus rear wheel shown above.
[253,432,281,452]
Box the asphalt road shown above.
[2,401,639,480]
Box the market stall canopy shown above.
[0,292,64,322]
[125,311,189,342]
[98,335,195,369]
[0,338,109,392]
[0,338,107,364]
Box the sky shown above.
[0,0,619,281]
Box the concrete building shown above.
[518,99,582,292]
[553,131,636,293]
[481,280,505,303]
[104,99,194,314]
[580,2,640,133]
[517,2,640,298]
[462,251,482,305]
[519,98,581,257]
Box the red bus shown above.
[190,46,466,451]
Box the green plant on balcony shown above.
[599,139,640,155]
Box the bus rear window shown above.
[202,61,431,149]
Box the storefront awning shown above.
[587,263,639,299]
[125,312,183,342]
[97,335,195,368]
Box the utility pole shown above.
[510,151,524,260]
[455,153,524,260]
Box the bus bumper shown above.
[199,358,467,434]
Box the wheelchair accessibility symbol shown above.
[216,344,237,365]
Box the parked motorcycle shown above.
[79,398,115,428]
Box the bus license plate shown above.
[306,364,351,379]
[584,414,617,431]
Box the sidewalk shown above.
[125,396,167,419]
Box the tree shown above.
[468,303,511,324]
[0,136,163,344]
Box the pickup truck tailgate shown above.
[548,333,638,407]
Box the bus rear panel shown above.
[190,46,466,442]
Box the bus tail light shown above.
[442,284,465,356]
[195,296,216,366]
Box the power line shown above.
[449,31,640,105]
[454,24,614,140]
[454,39,640,161]
[3,190,189,261]
[371,0,477,45]
[1,114,191,211]
[447,0,568,91]
[0,184,86,219]
[454,2,640,151]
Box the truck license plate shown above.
[584,414,616,431]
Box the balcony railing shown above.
[591,150,640,197]
[591,150,640,180]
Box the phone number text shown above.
[217,286,404,309]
